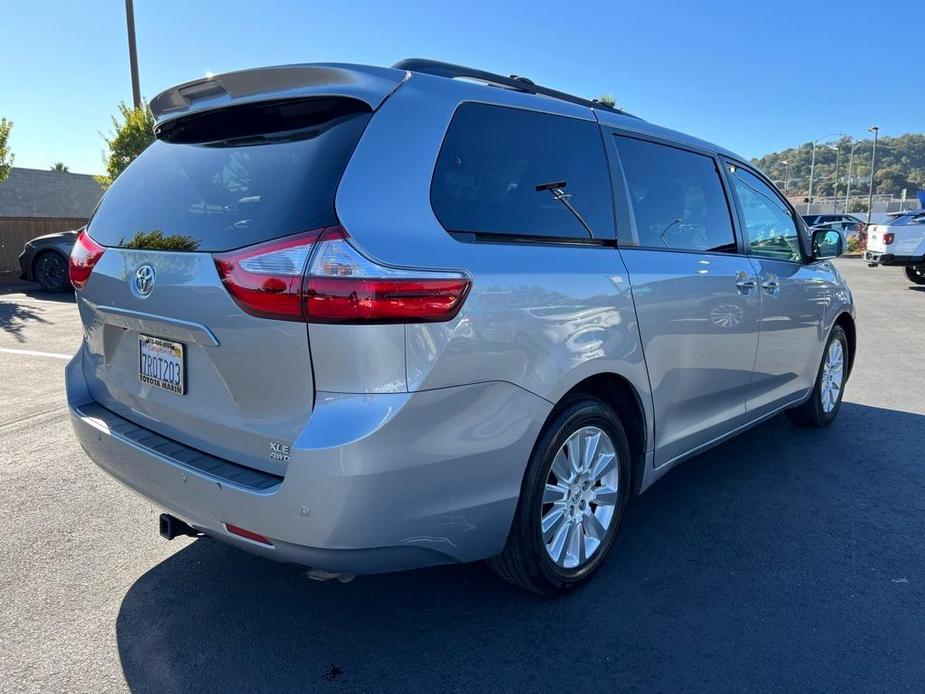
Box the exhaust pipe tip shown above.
[159,513,200,540]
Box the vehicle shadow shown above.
[116,402,925,693]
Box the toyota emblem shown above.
[134,264,156,297]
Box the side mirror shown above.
[812,228,843,260]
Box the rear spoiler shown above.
[149,63,408,127]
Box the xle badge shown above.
[270,442,290,462]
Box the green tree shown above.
[596,94,617,108]
[0,118,14,183]
[876,164,905,195]
[50,162,69,172]
[97,102,155,188]
[909,169,925,189]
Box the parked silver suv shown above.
[67,60,855,593]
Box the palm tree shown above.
[50,162,68,172]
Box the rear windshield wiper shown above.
[535,180,594,238]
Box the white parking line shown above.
[0,347,72,360]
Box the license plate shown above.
[138,335,185,395]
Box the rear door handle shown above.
[761,274,780,295]
[735,272,758,294]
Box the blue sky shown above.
[3,0,921,175]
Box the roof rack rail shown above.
[392,58,637,119]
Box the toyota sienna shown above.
[66,59,855,593]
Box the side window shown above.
[728,165,803,262]
[431,103,613,239]
[614,135,736,252]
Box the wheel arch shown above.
[546,372,648,495]
[833,312,856,377]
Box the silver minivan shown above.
[66,60,855,593]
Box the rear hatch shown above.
[76,90,385,475]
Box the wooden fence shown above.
[0,217,88,274]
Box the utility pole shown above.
[831,145,840,213]
[844,140,862,213]
[867,126,880,224]
[781,160,790,195]
[807,143,818,214]
[125,0,141,108]
[807,133,848,215]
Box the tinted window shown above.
[431,103,613,239]
[88,99,371,252]
[729,166,803,262]
[615,136,736,251]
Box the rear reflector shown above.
[69,229,106,290]
[225,523,274,546]
[213,225,470,324]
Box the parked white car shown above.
[865,210,925,284]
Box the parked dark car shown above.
[18,230,78,292]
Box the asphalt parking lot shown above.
[1,258,923,693]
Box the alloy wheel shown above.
[37,254,67,291]
[540,426,620,569]
[820,339,844,413]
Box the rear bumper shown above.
[864,251,924,266]
[66,349,550,574]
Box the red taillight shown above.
[883,232,895,245]
[68,229,106,290]
[213,226,471,324]
[304,228,471,323]
[214,230,322,321]
[225,523,274,546]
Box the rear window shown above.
[431,103,613,240]
[88,97,372,252]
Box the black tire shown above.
[488,397,631,595]
[33,252,70,292]
[905,265,925,285]
[787,325,849,427]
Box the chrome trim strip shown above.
[96,305,220,346]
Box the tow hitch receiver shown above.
[159,513,200,540]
